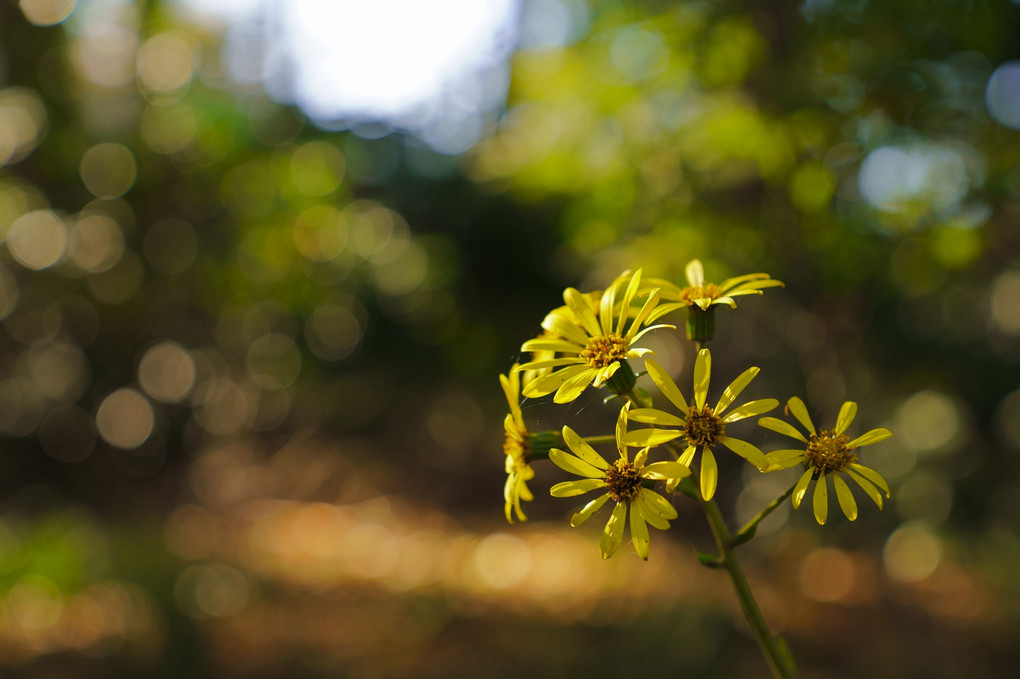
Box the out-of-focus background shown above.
[1,0,1019,676]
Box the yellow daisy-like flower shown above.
[625,350,778,501]
[651,259,784,312]
[759,397,893,525]
[501,364,535,523]
[549,404,690,560]
[520,269,672,404]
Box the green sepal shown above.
[686,306,716,343]
[526,431,561,460]
[729,522,758,548]
[605,359,638,396]
[696,550,725,569]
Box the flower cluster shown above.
[499,259,894,559]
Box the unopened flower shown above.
[626,350,777,500]
[501,365,535,523]
[520,269,672,404]
[759,397,892,525]
[549,405,689,559]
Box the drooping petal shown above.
[521,337,584,354]
[628,408,686,427]
[758,416,808,442]
[792,468,814,509]
[714,366,760,415]
[762,449,807,472]
[563,287,602,337]
[641,460,691,482]
[637,488,678,520]
[848,463,890,495]
[708,296,737,308]
[693,348,711,409]
[786,396,816,435]
[685,259,705,287]
[550,478,606,497]
[721,398,779,423]
[553,368,598,403]
[719,436,767,470]
[724,278,785,295]
[846,428,893,448]
[717,272,772,292]
[832,474,858,521]
[522,364,589,398]
[562,426,610,470]
[570,493,611,527]
[835,401,859,436]
[635,492,671,530]
[500,370,522,424]
[813,473,829,525]
[846,468,884,509]
[549,447,604,478]
[622,428,684,447]
[599,503,627,559]
[629,505,650,560]
[700,447,718,500]
[644,358,688,414]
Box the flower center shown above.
[678,283,724,305]
[605,458,642,503]
[503,431,528,464]
[579,333,629,369]
[684,406,725,447]
[805,429,858,474]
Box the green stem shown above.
[729,480,799,548]
[701,496,797,679]
[583,435,616,445]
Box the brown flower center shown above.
[678,283,724,305]
[684,406,725,447]
[605,458,642,503]
[579,333,629,369]
[805,429,858,474]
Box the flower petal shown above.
[562,426,610,470]
[629,504,650,560]
[786,396,816,435]
[846,469,884,509]
[563,287,602,337]
[848,463,890,495]
[629,322,675,344]
[724,279,784,295]
[622,428,684,447]
[835,401,858,436]
[592,361,620,387]
[644,358,688,414]
[571,493,611,527]
[641,461,691,482]
[600,276,619,337]
[717,272,772,291]
[693,348,711,409]
[626,287,660,339]
[714,366,759,415]
[521,338,584,353]
[846,428,893,449]
[700,447,718,500]
[762,449,807,472]
[541,312,589,345]
[550,478,606,497]
[758,416,808,442]
[719,436,767,470]
[678,445,697,468]
[685,259,704,287]
[792,468,814,509]
[813,473,829,525]
[553,368,598,403]
[721,398,779,423]
[615,270,642,336]
[549,447,604,478]
[518,357,586,372]
[832,474,858,521]
[599,503,627,559]
[635,493,671,530]
[522,364,589,398]
[628,408,686,427]
[637,488,678,520]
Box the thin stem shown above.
[729,480,799,548]
[583,434,616,445]
[701,496,797,679]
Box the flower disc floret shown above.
[580,334,629,369]
[605,459,641,502]
[684,406,726,447]
[804,430,857,474]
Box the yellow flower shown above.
[625,349,778,501]
[549,404,690,560]
[520,269,672,404]
[501,364,535,523]
[759,397,893,525]
[651,259,784,311]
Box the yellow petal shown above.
[678,445,697,468]
[786,396,816,435]
[762,449,807,472]
[616,270,643,336]
[549,447,604,478]
[848,463,890,495]
[629,504,650,560]
[721,399,779,423]
[635,492,671,530]
[792,468,814,509]
[563,287,602,337]
[846,468,884,509]
[835,401,858,436]
[758,416,808,442]
[522,364,589,398]
[628,408,685,427]
[599,503,627,559]
[600,275,618,337]
[719,436,767,470]
[644,358,688,414]
[813,473,829,525]
[541,312,589,345]
[846,428,893,449]
[637,488,678,520]
[553,368,598,403]
[562,426,610,470]
[521,338,584,353]
[621,428,684,447]
[714,366,759,415]
[550,478,606,498]
[625,287,660,339]
[832,474,858,521]
[641,461,691,482]
[571,493,610,527]
[685,259,704,287]
[693,348,711,409]
[700,447,718,500]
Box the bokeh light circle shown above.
[986,61,1020,129]
[79,143,137,199]
[138,342,196,403]
[7,210,68,270]
[96,388,155,449]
